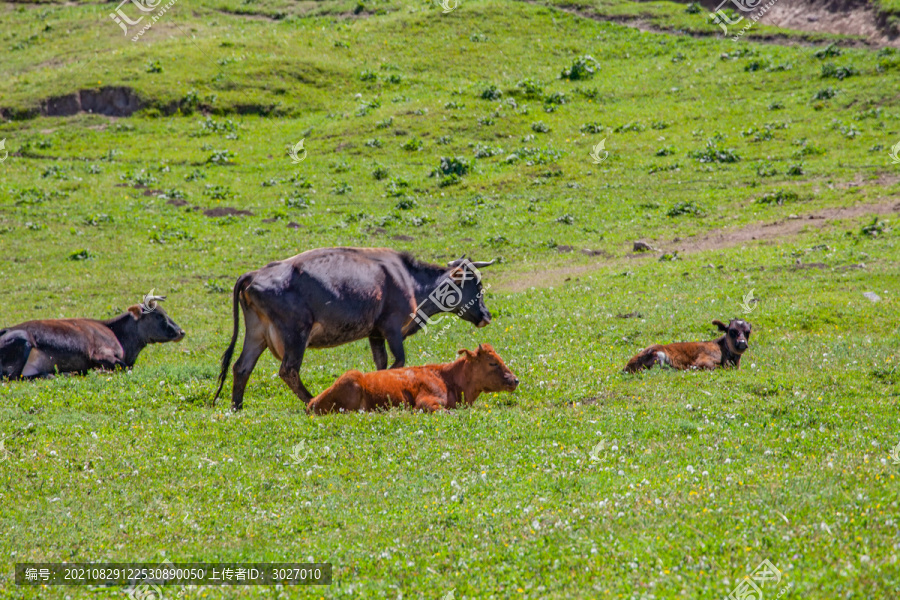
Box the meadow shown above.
[0,0,899,597]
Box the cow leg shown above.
[231,336,267,411]
[278,330,314,403]
[0,330,32,379]
[228,306,271,411]
[368,335,389,370]
[384,325,406,369]
[413,394,447,413]
[309,373,364,414]
[91,347,127,373]
[20,348,57,379]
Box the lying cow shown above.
[307,343,518,413]
[213,247,495,411]
[0,293,185,378]
[623,319,752,373]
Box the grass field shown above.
[1,0,899,598]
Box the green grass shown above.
[1,0,900,598]
[875,0,900,21]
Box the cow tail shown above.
[212,274,252,405]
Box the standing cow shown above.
[0,293,185,378]
[213,247,494,410]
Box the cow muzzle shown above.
[477,317,491,328]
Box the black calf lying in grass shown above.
[0,294,184,378]
[624,319,752,373]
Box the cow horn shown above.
[446,254,467,267]
[470,259,495,268]
[141,289,166,313]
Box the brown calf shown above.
[307,343,518,413]
[624,319,752,373]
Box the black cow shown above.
[213,247,494,410]
[0,293,185,378]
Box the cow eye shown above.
[729,330,738,337]
[489,362,499,367]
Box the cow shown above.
[307,343,518,413]
[213,247,495,410]
[0,293,185,379]
[623,319,752,373]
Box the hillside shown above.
[1,0,899,598]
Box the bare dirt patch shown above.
[581,248,614,257]
[202,207,254,218]
[213,9,284,21]
[665,199,900,254]
[834,173,900,189]
[43,86,143,117]
[753,0,897,45]
[213,5,379,21]
[544,0,899,47]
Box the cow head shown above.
[713,318,751,354]
[445,257,494,328]
[458,343,519,393]
[128,296,185,344]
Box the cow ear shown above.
[712,319,728,331]
[457,348,475,358]
[127,305,142,319]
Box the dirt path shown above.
[666,199,899,254]
[539,0,899,48]
[761,0,894,45]
[496,200,900,292]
